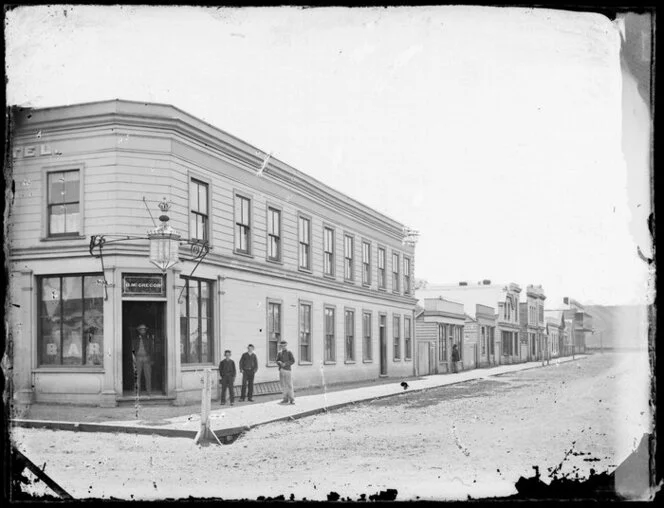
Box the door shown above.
[417,342,430,376]
[122,301,167,395]
[379,314,387,376]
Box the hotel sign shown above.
[122,274,166,297]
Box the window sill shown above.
[378,287,387,292]
[266,258,283,265]
[393,359,402,362]
[404,358,412,362]
[323,273,336,280]
[234,250,253,259]
[40,235,86,242]
[344,360,356,365]
[323,361,336,365]
[34,366,104,373]
[181,363,216,371]
[298,267,313,274]
[266,363,278,368]
[298,361,313,366]
[363,359,373,364]
[344,279,355,285]
[362,282,371,288]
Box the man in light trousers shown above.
[276,340,295,404]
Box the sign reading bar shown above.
[122,274,166,297]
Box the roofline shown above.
[11,99,410,234]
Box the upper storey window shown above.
[189,179,209,243]
[234,194,251,255]
[48,170,80,236]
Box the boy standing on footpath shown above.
[276,341,295,405]
[239,344,259,402]
[219,350,236,406]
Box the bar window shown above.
[298,216,311,270]
[345,309,355,362]
[481,326,486,355]
[404,257,411,294]
[323,227,335,276]
[39,274,104,366]
[267,301,281,363]
[324,306,336,362]
[267,207,281,262]
[47,170,80,236]
[378,247,386,289]
[362,241,371,286]
[393,315,401,360]
[234,194,251,254]
[299,302,312,363]
[362,312,372,361]
[404,316,412,360]
[180,277,214,364]
[344,235,354,281]
[392,252,400,293]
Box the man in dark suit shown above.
[218,350,236,406]
[132,324,154,395]
[239,344,258,402]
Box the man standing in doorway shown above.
[239,344,258,402]
[219,350,237,406]
[276,341,295,404]
[451,343,460,373]
[132,324,153,396]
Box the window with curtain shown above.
[404,317,412,360]
[267,301,281,363]
[298,216,311,270]
[344,235,354,281]
[362,241,371,286]
[179,277,213,364]
[47,170,80,236]
[345,309,355,362]
[362,312,372,361]
[299,302,312,362]
[378,247,386,289]
[39,274,104,366]
[267,207,281,261]
[234,194,251,254]
[393,315,401,360]
[324,307,335,362]
[323,227,335,276]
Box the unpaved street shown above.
[12,351,651,501]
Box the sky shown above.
[5,5,652,307]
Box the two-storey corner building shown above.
[416,281,522,365]
[464,304,497,368]
[544,316,562,359]
[518,284,546,361]
[414,298,465,375]
[8,100,417,408]
[562,298,592,354]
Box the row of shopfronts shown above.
[414,283,592,376]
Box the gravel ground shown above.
[11,351,652,501]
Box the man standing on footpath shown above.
[451,343,460,373]
[276,340,295,405]
[218,350,237,406]
[239,344,258,402]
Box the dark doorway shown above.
[379,314,387,376]
[122,301,167,396]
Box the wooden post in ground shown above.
[194,368,222,446]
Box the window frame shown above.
[323,225,336,278]
[266,298,283,366]
[344,307,356,363]
[393,314,401,361]
[179,276,215,365]
[233,191,253,256]
[324,305,336,364]
[37,272,104,368]
[361,240,372,287]
[392,251,401,294]
[404,315,412,361]
[362,310,373,363]
[266,204,282,263]
[189,177,210,245]
[377,245,387,290]
[344,233,355,283]
[42,165,85,240]
[298,213,312,272]
[298,300,313,365]
[403,256,412,295]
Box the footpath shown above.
[12,355,586,441]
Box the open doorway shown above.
[122,301,167,396]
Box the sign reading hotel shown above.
[122,274,166,297]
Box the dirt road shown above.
[11,351,651,501]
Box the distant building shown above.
[416,281,522,364]
[544,309,568,357]
[584,305,649,350]
[562,298,593,353]
[545,316,562,358]
[464,304,497,368]
[519,285,546,361]
[415,297,465,375]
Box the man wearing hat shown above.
[276,340,295,404]
[132,323,154,395]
